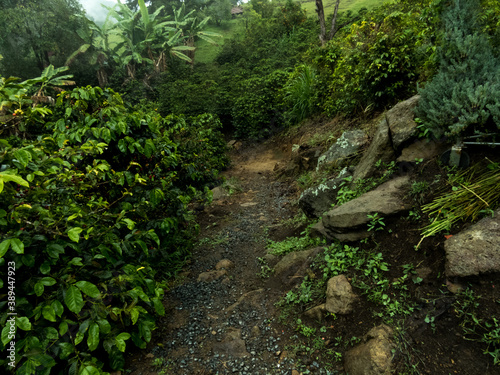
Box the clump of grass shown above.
[417,160,500,247]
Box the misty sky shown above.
[79,0,117,23]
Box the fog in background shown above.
[80,0,117,23]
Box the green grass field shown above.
[299,0,390,17]
[194,19,246,64]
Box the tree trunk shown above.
[316,0,341,46]
[328,0,341,40]
[315,0,327,46]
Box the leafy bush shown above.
[415,0,500,139]
[231,69,289,139]
[316,0,439,116]
[0,85,228,374]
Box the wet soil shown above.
[125,136,500,375]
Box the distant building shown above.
[231,6,244,18]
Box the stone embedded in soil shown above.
[213,327,250,358]
[216,259,235,270]
[322,176,411,240]
[197,269,227,282]
[273,247,324,276]
[316,129,368,171]
[325,275,357,315]
[385,94,420,150]
[344,324,395,375]
[304,303,326,321]
[397,138,443,163]
[298,177,345,219]
[211,186,229,200]
[352,113,395,182]
[225,288,266,316]
[444,208,500,277]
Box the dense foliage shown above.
[415,0,500,138]
[0,78,228,374]
[2,0,500,373]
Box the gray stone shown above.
[385,95,420,149]
[322,176,411,240]
[274,247,323,275]
[397,138,443,163]
[298,177,344,219]
[316,130,368,171]
[344,325,395,375]
[352,116,395,182]
[325,275,357,314]
[309,220,328,239]
[299,167,354,219]
[445,209,500,277]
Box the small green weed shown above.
[296,318,317,337]
[267,227,325,256]
[257,257,274,279]
[297,172,314,189]
[367,213,385,232]
[409,180,430,205]
[454,288,500,364]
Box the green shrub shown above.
[316,0,439,116]
[231,69,288,139]
[415,0,500,139]
[0,85,228,374]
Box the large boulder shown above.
[325,275,357,314]
[299,167,353,219]
[344,325,395,375]
[316,130,368,171]
[352,116,395,182]
[385,95,420,150]
[298,178,344,219]
[352,95,420,182]
[445,208,500,277]
[322,176,411,241]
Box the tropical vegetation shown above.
[1,0,499,373]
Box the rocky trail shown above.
[127,142,310,375]
[125,111,500,375]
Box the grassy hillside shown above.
[195,19,246,64]
[299,0,391,17]
[194,0,392,64]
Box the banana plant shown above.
[22,65,75,97]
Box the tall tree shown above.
[0,0,87,78]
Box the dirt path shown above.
[126,140,500,375]
[127,142,308,375]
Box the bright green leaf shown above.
[87,323,99,351]
[75,281,100,298]
[67,227,83,243]
[64,285,84,314]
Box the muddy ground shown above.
[125,126,500,375]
